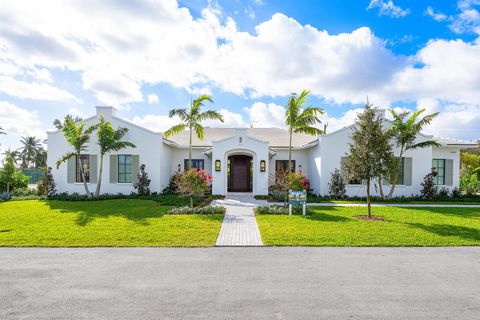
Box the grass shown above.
[0,200,224,247]
[256,206,480,246]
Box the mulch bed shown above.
[354,215,387,221]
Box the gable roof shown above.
[166,127,318,148]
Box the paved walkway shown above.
[212,194,265,246]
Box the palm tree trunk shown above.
[387,147,404,199]
[189,125,193,208]
[366,179,371,219]
[78,154,91,197]
[284,128,293,207]
[95,154,104,197]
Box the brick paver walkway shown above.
[212,194,264,246]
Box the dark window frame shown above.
[118,154,133,183]
[184,159,205,171]
[432,159,446,185]
[76,154,90,183]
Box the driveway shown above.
[1,247,479,319]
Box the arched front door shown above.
[228,155,253,192]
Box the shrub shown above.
[270,170,309,205]
[165,205,225,215]
[0,155,29,193]
[328,168,346,199]
[0,192,11,202]
[176,169,212,208]
[162,172,181,194]
[37,167,57,197]
[437,187,450,199]
[460,173,480,196]
[255,205,310,215]
[134,164,151,195]
[451,187,462,198]
[420,172,438,199]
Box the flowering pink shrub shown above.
[175,168,212,207]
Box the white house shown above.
[47,106,475,197]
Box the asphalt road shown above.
[1,247,479,319]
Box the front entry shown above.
[228,155,253,192]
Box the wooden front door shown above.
[228,155,252,192]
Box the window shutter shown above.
[132,155,140,184]
[67,157,76,183]
[110,155,118,183]
[404,157,412,186]
[89,155,98,183]
[445,159,453,186]
[340,157,347,181]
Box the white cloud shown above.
[0,101,45,138]
[367,0,410,18]
[147,94,159,104]
[244,102,286,128]
[204,108,247,127]
[425,7,448,22]
[131,114,179,133]
[0,76,80,102]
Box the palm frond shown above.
[169,108,188,121]
[196,110,224,123]
[194,123,205,140]
[407,140,441,150]
[164,124,187,138]
[56,152,76,169]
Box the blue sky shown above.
[0,0,479,152]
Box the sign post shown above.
[288,190,307,216]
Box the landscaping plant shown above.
[0,154,29,193]
[285,90,324,173]
[95,115,136,196]
[344,104,395,218]
[134,164,151,195]
[420,172,438,199]
[164,94,223,169]
[37,167,57,197]
[56,117,98,197]
[175,168,212,208]
[328,168,346,199]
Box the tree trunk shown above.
[378,176,385,198]
[78,154,91,197]
[6,182,9,193]
[190,196,193,209]
[284,128,293,207]
[366,179,371,219]
[387,147,404,199]
[95,154,104,197]
[189,125,192,170]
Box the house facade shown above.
[47,106,475,197]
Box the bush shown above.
[460,173,480,195]
[0,155,29,193]
[437,187,450,199]
[176,169,212,208]
[420,172,438,199]
[162,172,181,194]
[134,164,151,195]
[255,205,311,215]
[328,168,346,199]
[0,192,11,202]
[165,205,226,215]
[451,187,462,198]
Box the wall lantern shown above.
[177,163,181,172]
[215,160,221,172]
[260,160,266,172]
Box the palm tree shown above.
[285,90,325,173]
[164,94,223,169]
[95,116,136,197]
[56,118,98,196]
[387,108,440,198]
[53,114,83,130]
[18,136,42,168]
[0,126,5,135]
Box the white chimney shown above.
[96,106,117,118]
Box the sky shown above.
[0,0,479,153]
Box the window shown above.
[432,159,446,185]
[275,160,296,173]
[184,159,205,170]
[348,178,362,185]
[76,154,90,183]
[118,155,133,183]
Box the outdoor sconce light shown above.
[177,164,181,172]
[298,164,302,173]
[260,160,266,172]
[215,160,221,172]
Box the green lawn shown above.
[256,206,480,246]
[0,200,224,247]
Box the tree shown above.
[53,114,83,130]
[176,168,212,208]
[420,172,438,199]
[164,94,223,169]
[344,104,395,218]
[56,118,98,196]
[34,148,47,168]
[134,164,151,195]
[285,90,324,173]
[95,116,136,196]
[0,126,5,135]
[37,167,57,197]
[18,136,42,168]
[0,154,29,193]
[328,168,346,199]
[387,109,440,198]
